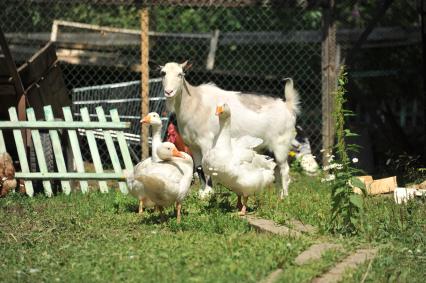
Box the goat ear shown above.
[149,60,163,72]
[180,60,192,71]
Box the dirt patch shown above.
[295,243,342,265]
[311,248,378,283]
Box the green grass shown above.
[1,173,425,282]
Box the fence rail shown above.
[0,105,133,197]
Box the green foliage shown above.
[326,66,366,235]
[1,174,425,282]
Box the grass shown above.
[1,173,425,282]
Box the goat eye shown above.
[160,71,166,77]
[178,73,183,78]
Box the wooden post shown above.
[321,0,337,166]
[140,7,150,160]
[206,29,220,70]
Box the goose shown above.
[126,112,162,214]
[202,103,276,215]
[136,142,193,223]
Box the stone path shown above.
[295,243,342,265]
[243,215,316,237]
[311,248,378,283]
[243,215,378,283]
[243,215,377,283]
[258,269,283,283]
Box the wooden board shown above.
[62,106,89,193]
[26,65,71,119]
[27,108,53,197]
[17,42,57,88]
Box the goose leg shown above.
[138,198,144,215]
[158,206,166,222]
[176,202,182,224]
[238,196,249,216]
[237,195,243,210]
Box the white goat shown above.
[159,61,299,199]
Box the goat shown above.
[158,61,299,199]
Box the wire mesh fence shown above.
[1,0,422,174]
[0,0,323,156]
[71,78,168,164]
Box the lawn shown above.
[0,173,425,282]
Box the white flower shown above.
[352,158,359,163]
[321,174,335,182]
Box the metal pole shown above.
[140,7,150,160]
[321,0,337,166]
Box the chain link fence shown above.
[1,0,323,163]
[1,1,422,176]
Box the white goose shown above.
[126,112,162,214]
[202,103,276,215]
[136,142,193,223]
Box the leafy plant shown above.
[325,66,366,235]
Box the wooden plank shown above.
[5,27,421,48]
[43,105,71,195]
[26,64,71,120]
[62,106,89,193]
[80,107,108,193]
[110,109,133,172]
[8,107,33,196]
[0,120,130,130]
[15,172,125,180]
[17,42,57,88]
[26,108,53,197]
[140,7,150,160]
[95,107,127,194]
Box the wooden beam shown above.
[15,172,126,180]
[206,29,220,70]
[140,7,150,160]
[0,120,130,130]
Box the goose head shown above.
[215,103,231,119]
[141,112,162,127]
[156,142,184,161]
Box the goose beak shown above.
[141,115,151,124]
[172,148,183,158]
[215,106,224,116]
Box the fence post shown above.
[140,6,150,160]
[321,0,337,166]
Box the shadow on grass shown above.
[204,191,237,213]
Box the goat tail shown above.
[283,78,300,116]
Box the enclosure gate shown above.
[0,105,133,197]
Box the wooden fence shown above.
[0,105,133,197]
